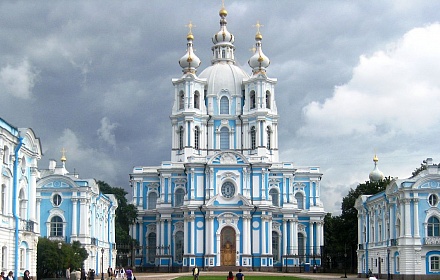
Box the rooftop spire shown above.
[179,21,201,74]
[248,20,270,74]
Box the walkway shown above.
[136,272,360,280]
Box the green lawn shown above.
[174,276,305,280]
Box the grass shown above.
[174,276,305,280]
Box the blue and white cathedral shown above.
[130,5,326,271]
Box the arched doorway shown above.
[220,226,236,266]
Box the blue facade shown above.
[130,5,326,271]
[37,159,118,274]
[356,158,440,279]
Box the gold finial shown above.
[185,21,195,40]
[61,148,67,162]
[253,21,263,40]
[373,150,378,162]
[219,0,227,17]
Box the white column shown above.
[184,216,189,255]
[268,218,273,255]
[289,219,294,254]
[190,214,195,254]
[316,221,321,250]
[168,219,172,248]
[72,198,78,237]
[309,222,314,254]
[293,219,298,255]
[390,204,395,239]
[413,198,419,237]
[404,198,411,237]
[283,219,287,256]
[262,217,267,254]
[29,167,37,221]
[36,198,41,234]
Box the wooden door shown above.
[220,226,236,266]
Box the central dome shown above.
[199,62,249,96]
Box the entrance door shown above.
[220,226,236,266]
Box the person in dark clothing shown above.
[235,269,245,280]
[23,270,31,280]
[192,266,199,280]
[81,269,86,280]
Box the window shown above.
[1,246,6,271]
[269,188,279,206]
[53,194,62,206]
[251,126,256,150]
[221,181,235,198]
[220,127,229,150]
[429,194,438,207]
[19,189,26,219]
[250,91,256,109]
[3,146,9,164]
[179,126,184,150]
[427,216,440,236]
[175,231,184,263]
[148,192,157,210]
[267,126,272,150]
[179,91,184,110]
[220,96,229,114]
[50,216,63,237]
[266,91,271,109]
[175,188,184,207]
[222,50,226,58]
[295,193,304,210]
[194,91,200,109]
[147,232,156,263]
[430,256,440,271]
[298,233,305,262]
[19,248,24,270]
[0,184,5,214]
[272,231,279,262]
[194,126,200,150]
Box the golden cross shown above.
[253,21,263,34]
[249,46,256,53]
[61,148,67,157]
[221,0,225,8]
[185,21,195,35]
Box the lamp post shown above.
[58,242,62,278]
[387,248,391,280]
[101,248,104,280]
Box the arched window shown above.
[179,91,184,110]
[3,146,9,164]
[428,216,440,236]
[298,233,305,262]
[194,91,200,109]
[0,184,6,214]
[179,126,184,150]
[220,127,229,150]
[272,231,280,262]
[147,232,156,263]
[148,192,157,210]
[194,126,200,150]
[50,216,63,237]
[266,90,271,109]
[220,96,229,114]
[430,256,440,271]
[295,192,304,210]
[269,188,279,206]
[175,231,184,263]
[267,126,272,150]
[175,188,185,207]
[251,126,256,150]
[250,91,256,109]
[19,189,26,219]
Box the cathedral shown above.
[129,5,326,271]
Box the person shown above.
[192,266,199,280]
[235,268,244,280]
[367,269,373,277]
[313,265,317,273]
[6,271,13,280]
[107,267,113,280]
[66,267,71,280]
[227,271,234,280]
[118,267,125,279]
[0,271,5,280]
[125,268,132,280]
[81,268,86,280]
[23,270,31,280]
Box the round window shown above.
[428,194,438,207]
[53,194,62,206]
[221,182,235,198]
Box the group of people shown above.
[192,267,244,280]
[0,271,17,280]
[106,267,134,280]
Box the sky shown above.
[1,0,440,214]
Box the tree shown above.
[37,238,88,279]
[97,181,138,247]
